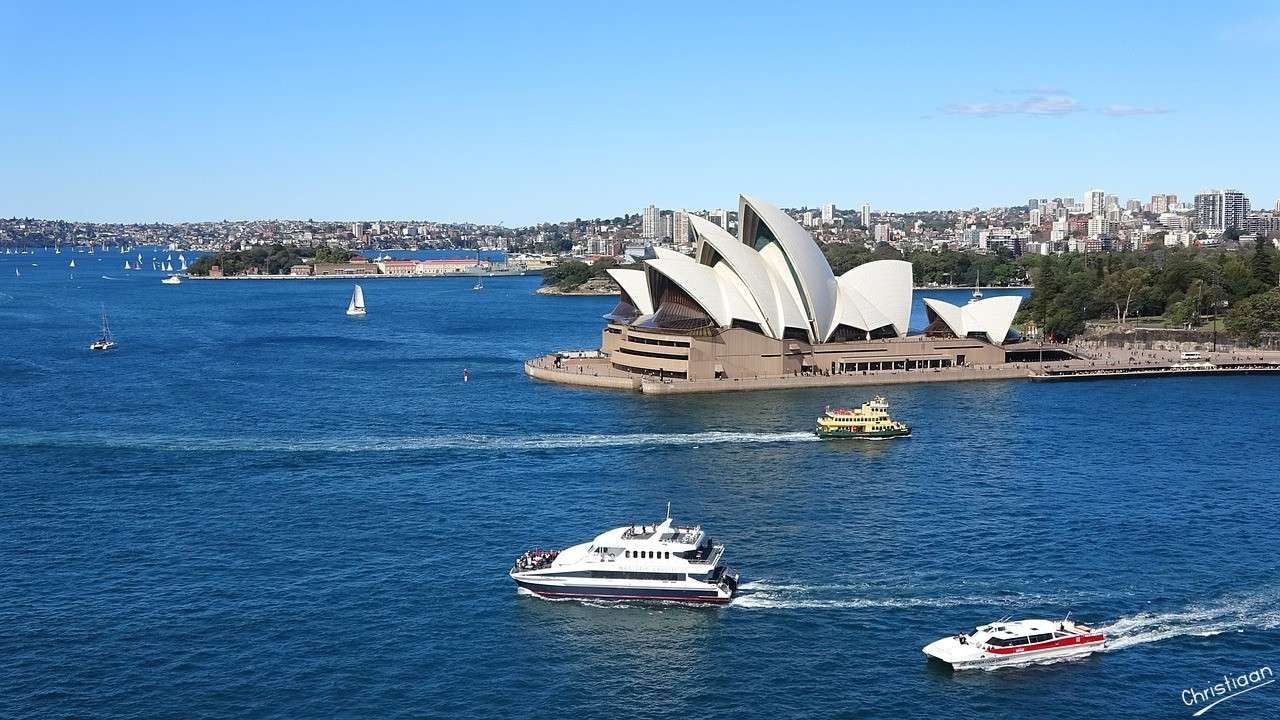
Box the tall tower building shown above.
[861,203,871,228]
[1087,189,1106,216]
[672,209,690,244]
[1222,190,1249,230]
[822,203,835,224]
[1195,190,1224,230]
[1151,194,1169,214]
[641,204,660,241]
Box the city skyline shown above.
[2,1,1279,225]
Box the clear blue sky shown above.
[2,1,1278,225]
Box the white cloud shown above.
[1099,104,1173,116]
[942,93,1081,116]
[942,91,1173,118]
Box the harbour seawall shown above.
[525,351,1280,395]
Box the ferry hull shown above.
[815,427,911,440]
[512,578,731,604]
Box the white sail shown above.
[124,261,130,270]
[69,259,76,268]
[179,255,188,270]
[346,284,366,315]
[164,261,173,272]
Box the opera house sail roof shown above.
[604,194,1021,347]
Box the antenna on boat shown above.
[666,501,671,520]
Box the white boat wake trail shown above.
[1099,589,1280,652]
[5,429,820,453]
[738,582,1280,653]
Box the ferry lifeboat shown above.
[923,617,1105,670]
[510,507,738,604]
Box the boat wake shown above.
[733,581,1112,611]
[4,429,820,453]
[1099,589,1280,652]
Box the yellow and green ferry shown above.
[815,396,911,440]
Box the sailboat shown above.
[14,268,19,277]
[472,279,484,290]
[89,306,118,351]
[69,259,76,268]
[179,255,188,271]
[164,261,173,272]
[346,284,367,316]
[55,246,61,254]
[969,270,983,304]
[124,261,131,271]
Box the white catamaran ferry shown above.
[923,617,1106,670]
[510,507,738,604]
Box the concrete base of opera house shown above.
[523,353,1037,395]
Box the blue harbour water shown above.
[1,249,1277,719]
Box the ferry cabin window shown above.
[1029,633,1053,644]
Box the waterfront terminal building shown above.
[590,194,1023,382]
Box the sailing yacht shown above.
[969,270,983,304]
[89,307,117,351]
[346,284,367,316]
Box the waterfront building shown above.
[589,194,1021,381]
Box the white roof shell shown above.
[644,257,763,330]
[841,260,914,336]
[922,295,1023,345]
[628,195,919,344]
[740,194,839,339]
[605,268,655,316]
[689,215,806,339]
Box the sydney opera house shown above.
[589,194,1023,382]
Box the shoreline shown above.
[525,351,1280,394]
[183,271,537,280]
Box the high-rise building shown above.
[1029,209,1043,227]
[1223,190,1249,230]
[711,208,728,229]
[1195,189,1250,231]
[861,203,871,228]
[673,209,690,244]
[1151,195,1169,214]
[1027,198,1040,210]
[660,214,673,241]
[874,223,891,243]
[1195,191,1223,230]
[822,203,835,224]
[802,211,815,227]
[1087,215,1114,238]
[1126,199,1142,213]
[1087,189,1106,216]
[641,204,660,240]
